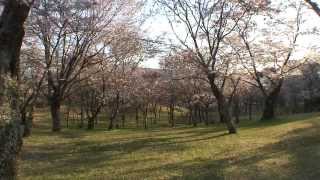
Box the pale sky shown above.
[141,0,320,69]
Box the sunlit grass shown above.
[19,111,320,180]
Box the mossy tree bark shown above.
[0,0,33,179]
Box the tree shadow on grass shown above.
[116,120,320,180]
[20,126,230,179]
[187,121,320,179]
[21,112,320,179]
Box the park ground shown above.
[19,111,320,180]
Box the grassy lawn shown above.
[19,112,320,180]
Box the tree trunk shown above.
[153,108,157,124]
[87,117,95,130]
[0,120,23,179]
[188,108,193,125]
[261,96,276,120]
[192,106,197,127]
[50,98,61,132]
[169,104,174,127]
[249,102,252,121]
[198,108,202,123]
[108,116,114,130]
[261,82,282,121]
[66,108,70,128]
[217,100,237,133]
[115,119,119,129]
[0,1,32,179]
[158,106,161,119]
[108,109,118,130]
[305,0,320,16]
[95,113,99,125]
[208,75,237,134]
[21,107,33,137]
[135,107,139,128]
[121,113,126,128]
[205,109,209,126]
[233,98,240,124]
[109,93,120,130]
[144,107,148,129]
[80,104,84,128]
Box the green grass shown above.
[19,112,320,180]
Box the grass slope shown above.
[19,112,320,180]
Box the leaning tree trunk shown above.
[108,94,120,130]
[208,75,237,134]
[217,98,237,134]
[0,1,32,179]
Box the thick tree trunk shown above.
[217,100,237,134]
[50,98,61,132]
[261,82,282,121]
[261,96,277,120]
[0,119,23,179]
[108,117,114,130]
[208,75,237,134]
[233,98,240,124]
[109,93,120,130]
[87,117,95,130]
[108,110,118,130]
[0,1,32,179]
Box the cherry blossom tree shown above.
[157,0,268,133]
[28,0,143,131]
[19,46,46,136]
[237,1,306,120]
